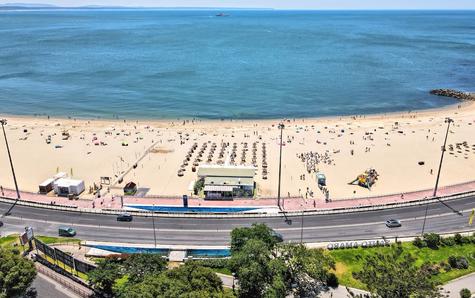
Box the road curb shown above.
[1,189,474,218]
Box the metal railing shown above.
[35,261,93,298]
[1,189,474,219]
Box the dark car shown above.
[385,219,402,228]
[58,226,76,237]
[271,231,284,243]
[0,221,3,228]
[117,213,133,222]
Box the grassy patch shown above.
[223,287,236,297]
[330,242,475,289]
[35,235,81,245]
[0,234,20,247]
[211,267,233,276]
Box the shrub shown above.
[454,233,463,244]
[326,272,339,288]
[439,261,451,272]
[456,257,469,269]
[189,258,230,270]
[448,256,458,268]
[193,179,204,195]
[448,256,469,269]
[413,237,426,248]
[441,237,455,246]
[423,233,441,249]
[460,288,471,298]
[420,263,440,276]
[460,236,471,244]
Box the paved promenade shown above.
[442,272,475,298]
[1,180,475,212]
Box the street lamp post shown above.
[300,209,304,244]
[277,123,285,210]
[421,117,454,235]
[1,119,21,216]
[152,204,157,248]
[433,117,453,198]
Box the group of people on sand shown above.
[298,151,334,174]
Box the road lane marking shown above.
[3,209,471,233]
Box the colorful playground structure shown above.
[348,168,379,190]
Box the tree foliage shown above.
[354,245,440,298]
[459,288,471,298]
[0,247,37,298]
[229,224,335,298]
[230,223,282,254]
[230,238,275,297]
[279,243,335,297]
[122,263,231,298]
[423,233,441,249]
[88,257,124,297]
[88,254,230,298]
[124,254,167,284]
[193,179,205,195]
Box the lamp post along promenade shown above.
[277,123,285,210]
[1,119,21,216]
[433,117,454,198]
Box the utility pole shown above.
[433,117,453,197]
[422,117,454,235]
[277,123,285,210]
[1,119,21,216]
[152,204,157,248]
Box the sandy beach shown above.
[1,101,474,202]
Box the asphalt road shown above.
[0,196,474,245]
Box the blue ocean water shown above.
[0,10,474,119]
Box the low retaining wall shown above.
[1,189,474,218]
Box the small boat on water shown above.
[216,12,229,17]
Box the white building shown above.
[53,178,85,197]
[197,165,256,199]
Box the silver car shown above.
[385,219,402,228]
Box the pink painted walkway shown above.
[1,180,474,212]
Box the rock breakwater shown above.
[430,89,475,101]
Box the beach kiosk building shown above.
[123,182,137,196]
[38,172,69,194]
[197,165,256,199]
[38,178,55,194]
[53,178,85,197]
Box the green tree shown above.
[278,243,335,297]
[122,263,231,298]
[0,247,37,298]
[124,253,167,284]
[193,179,205,195]
[229,238,275,297]
[423,233,441,249]
[230,223,282,254]
[88,257,124,297]
[459,288,471,298]
[354,245,440,298]
[229,224,335,298]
